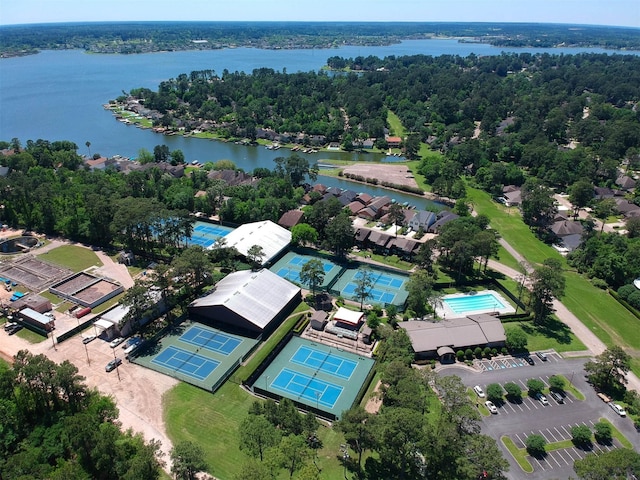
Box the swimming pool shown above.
[440,290,515,316]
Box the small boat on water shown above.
[634,278,640,290]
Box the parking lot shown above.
[477,350,562,372]
[510,419,622,473]
[443,353,640,480]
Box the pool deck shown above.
[436,289,516,318]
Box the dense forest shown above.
[0,351,164,479]
[121,52,640,191]
[1,22,639,57]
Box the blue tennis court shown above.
[179,325,242,356]
[342,283,396,304]
[270,368,343,409]
[184,221,234,248]
[291,345,357,379]
[270,251,341,288]
[151,346,220,381]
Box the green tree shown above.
[276,434,310,479]
[486,383,504,403]
[387,203,405,237]
[246,244,266,269]
[233,459,275,480]
[573,448,640,479]
[171,245,212,291]
[406,269,435,318]
[520,178,556,237]
[505,326,528,352]
[354,267,374,310]
[299,259,325,296]
[503,382,522,401]
[593,198,618,233]
[335,405,376,467]
[568,179,594,219]
[571,424,592,447]
[584,346,631,393]
[290,223,318,247]
[548,375,565,392]
[526,378,545,396]
[239,415,281,462]
[592,421,612,444]
[170,440,208,480]
[323,211,354,257]
[530,257,566,324]
[525,434,546,457]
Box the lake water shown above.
[1,37,637,209]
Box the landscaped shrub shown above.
[474,347,483,359]
[465,348,473,360]
[591,277,608,289]
[593,421,612,444]
[571,425,592,447]
[456,350,465,362]
[483,347,492,358]
[501,347,508,355]
[491,348,498,356]
[628,291,640,310]
[525,434,547,457]
[617,284,636,301]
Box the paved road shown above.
[488,249,640,394]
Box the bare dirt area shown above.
[0,330,178,464]
[341,163,419,189]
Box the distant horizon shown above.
[1,0,638,28]
[1,20,639,29]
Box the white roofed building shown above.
[212,220,291,266]
[188,269,301,337]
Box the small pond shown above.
[0,236,39,254]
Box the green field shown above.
[37,245,102,272]
[504,319,586,353]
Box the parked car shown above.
[535,393,549,406]
[123,336,142,348]
[7,324,23,335]
[473,385,486,398]
[485,400,498,414]
[550,391,564,403]
[82,335,96,344]
[535,351,548,361]
[610,402,626,417]
[524,356,535,366]
[109,337,124,348]
[4,321,17,331]
[105,358,122,372]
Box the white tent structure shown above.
[211,220,291,266]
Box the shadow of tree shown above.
[520,317,573,345]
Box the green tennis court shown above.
[132,320,258,392]
[256,336,375,419]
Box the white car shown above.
[535,393,549,406]
[473,385,485,398]
[485,400,498,414]
[109,337,124,348]
[610,402,626,417]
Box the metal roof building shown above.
[212,220,291,266]
[188,269,301,337]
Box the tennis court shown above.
[269,251,342,288]
[271,369,342,409]
[179,325,241,356]
[333,268,409,307]
[291,344,357,379]
[184,221,234,248]
[152,346,220,381]
[257,336,375,419]
[133,320,258,392]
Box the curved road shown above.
[489,239,640,394]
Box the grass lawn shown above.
[16,327,47,343]
[501,436,533,473]
[351,251,414,271]
[387,111,406,138]
[504,319,586,353]
[37,245,102,272]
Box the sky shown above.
[0,0,638,27]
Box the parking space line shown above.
[553,427,567,441]
[563,447,579,462]
[532,456,546,471]
[549,451,563,467]
[555,449,572,466]
[560,425,572,437]
[515,433,526,448]
[545,428,560,442]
